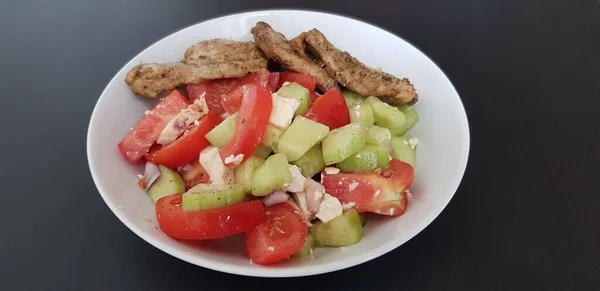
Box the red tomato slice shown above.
[267,72,280,92]
[321,160,414,216]
[156,194,265,240]
[277,72,317,92]
[118,90,189,163]
[145,112,221,168]
[245,203,308,265]
[221,70,272,114]
[219,85,272,165]
[178,160,210,189]
[304,88,350,130]
[310,92,320,103]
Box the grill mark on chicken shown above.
[301,29,418,105]
[251,22,338,93]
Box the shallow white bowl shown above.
[87,10,469,277]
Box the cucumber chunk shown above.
[292,234,315,258]
[277,82,311,116]
[391,135,417,167]
[366,125,392,148]
[253,144,272,159]
[292,144,326,178]
[251,153,292,196]
[182,184,246,211]
[277,116,330,162]
[395,105,420,131]
[322,123,367,165]
[342,89,366,107]
[262,124,285,151]
[311,209,363,247]
[366,96,407,135]
[147,165,185,203]
[234,156,265,193]
[337,145,390,172]
[349,103,374,126]
[205,113,238,148]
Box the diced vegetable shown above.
[322,160,413,216]
[291,144,326,178]
[267,73,280,92]
[118,90,189,163]
[277,116,330,162]
[395,105,420,131]
[156,194,264,240]
[342,89,366,107]
[322,123,368,165]
[234,156,265,193]
[276,82,311,116]
[292,233,315,258]
[366,96,407,135]
[390,135,417,168]
[182,184,246,211]
[178,160,210,189]
[262,123,285,150]
[305,88,350,130]
[311,209,363,247]
[348,103,374,126]
[147,165,186,203]
[221,70,272,113]
[205,113,238,148]
[199,146,235,185]
[253,144,272,159]
[366,125,392,148]
[337,145,390,172]
[278,72,317,92]
[251,153,292,196]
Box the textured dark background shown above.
[0,0,598,290]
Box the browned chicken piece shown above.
[301,29,418,105]
[182,39,267,68]
[125,61,264,97]
[251,22,338,92]
[125,39,268,97]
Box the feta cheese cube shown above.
[324,167,340,174]
[291,192,314,221]
[315,193,343,223]
[224,154,244,166]
[286,165,306,193]
[269,93,300,128]
[199,146,234,185]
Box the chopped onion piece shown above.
[143,162,161,191]
[263,190,289,207]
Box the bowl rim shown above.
[87,9,470,277]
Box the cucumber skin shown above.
[337,145,390,172]
[262,124,285,151]
[292,234,315,258]
[182,184,246,212]
[342,89,366,106]
[311,209,363,247]
[277,116,330,162]
[366,96,407,136]
[205,113,238,148]
[321,124,368,165]
[395,105,420,131]
[251,153,292,196]
[234,156,265,193]
[292,144,326,178]
[391,135,417,168]
[147,166,185,203]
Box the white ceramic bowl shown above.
[87,10,469,277]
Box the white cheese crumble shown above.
[157,94,209,145]
[404,189,412,199]
[224,154,244,166]
[342,202,356,210]
[286,165,306,193]
[193,120,200,126]
[268,247,275,252]
[269,93,300,128]
[408,137,419,149]
[144,110,151,115]
[315,193,343,223]
[324,167,340,174]
[374,190,381,196]
[291,192,313,220]
[348,181,359,191]
[199,146,234,185]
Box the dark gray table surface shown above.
[1,0,599,290]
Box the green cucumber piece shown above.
[395,105,420,131]
[277,116,330,162]
[391,135,417,167]
[322,124,368,165]
[234,156,265,193]
[311,209,363,247]
[182,184,246,211]
[366,126,392,148]
[349,103,374,126]
[277,82,311,116]
[292,144,326,178]
[253,144,272,159]
[205,113,238,148]
[359,213,367,227]
[147,166,185,203]
[366,96,407,135]
[251,153,292,196]
[342,89,366,107]
[292,234,315,258]
[262,124,285,151]
[337,145,390,172]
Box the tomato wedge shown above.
[156,194,265,240]
[221,70,272,114]
[310,91,320,103]
[304,88,350,130]
[178,160,210,189]
[187,81,234,116]
[245,203,308,265]
[118,90,189,163]
[267,72,280,92]
[145,112,221,168]
[219,84,272,165]
[321,160,414,216]
[278,72,317,92]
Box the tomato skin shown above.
[310,91,320,103]
[156,194,265,240]
[178,160,210,189]
[118,90,189,163]
[219,85,272,166]
[245,203,308,265]
[145,113,221,168]
[321,160,414,216]
[187,82,233,116]
[278,72,317,92]
[267,72,280,92]
[221,70,272,114]
[304,88,350,130]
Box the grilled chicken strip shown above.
[301,29,418,105]
[125,39,268,97]
[251,22,338,92]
